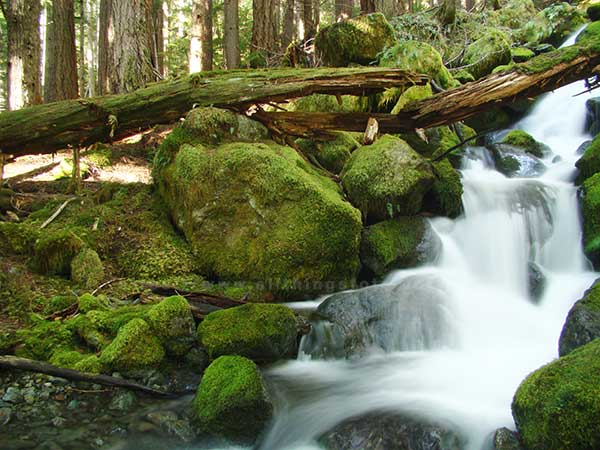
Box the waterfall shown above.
[256,31,599,450]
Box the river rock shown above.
[558,278,600,356]
[0,407,12,425]
[319,412,463,450]
[528,262,545,303]
[306,275,455,358]
[488,427,523,450]
[489,143,546,178]
[2,387,23,404]
[585,98,600,137]
[108,391,137,412]
[500,130,549,158]
[146,295,196,357]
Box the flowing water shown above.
[254,32,599,450]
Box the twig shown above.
[40,197,77,229]
[430,131,485,162]
[91,278,126,296]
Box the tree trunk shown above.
[78,0,85,97]
[251,0,278,65]
[96,0,111,95]
[465,0,475,11]
[223,0,240,69]
[0,67,427,156]
[190,0,213,72]
[44,0,79,103]
[359,0,376,14]
[151,0,165,77]
[86,0,98,97]
[335,0,353,20]
[281,0,295,47]
[438,0,456,26]
[6,0,42,110]
[303,0,315,40]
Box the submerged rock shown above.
[489,143,546,178]
[192,355,272,443]
[528,262,546,303]
[559,278,600,356]
[512,339,600,450]
[319,412,463,450]
[306,275,454,358]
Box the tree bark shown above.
[190,0,213,73]
[96,0,111,95]
[360,0,376,14]
[151,0,165,77]
[335,0,353,20]
[223,0,241,69]
[6,0,42,110]
[303,0,315,40]
[282,0,295,47]
[251,0,278,64]
[44,0,79,103]
[0,67,427,157]
[78,0,85,97]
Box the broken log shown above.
[0,356,191,398]
[145,284,247,308]
[0,68,427,158]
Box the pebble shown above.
[67,400,79,411]
[108,392,136,412]
[52,417,67,428]
[0,406,12,425]
[2,387,23,404]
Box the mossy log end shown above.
[0,68,427,158]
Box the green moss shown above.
[289,94,368,113]
[43,295,77,315]
[78,293,109,313]
[15,320,76,361]
[85,144,113,168]
[156,141,362,298]
[582,173,600,267]
[512,339,600,450]
[315,13,396,67]
[49,349,87,368]
[31,230,85,276]
[73,355,104,374]
[192,355,272,442]
[99,318,165,371]
[70,249,104,290]
[463,30,512,79]
[380,42,453,89]
[502,130,547,157]
[341,135,434,222]
[0,222,40,256]
[54,158,90,180]
[146,295,195,356]
[588,4,600,22]
[198,303,298,362]
[511,47,535,62]
[297,132,360,174]
[451,69,476,84]
[390,84,433,114]
[153,127,202,177]
[426,159,464,218]
[576,133,600,184]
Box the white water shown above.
[255,32,599,450]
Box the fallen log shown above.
[0,68,427,158]
[144,284,247,308]
[0,356,192,398]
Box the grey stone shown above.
[0,407,12,426]
[108,391,137,412]
[2,387,23,404]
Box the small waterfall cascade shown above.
[255,30,599,450]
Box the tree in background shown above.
[190,0,213,71]
[2,0,42,110]
[44,0,78,102]
[224,0,241,68]
[250,0,278,66]
[335,0,353,19]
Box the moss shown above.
[49,349,87,368]
[512,339,600,450]
[296,132,360,174]
[341,135,434,222]
[99,318,165,371]
[15,320,76,361]
[588,4,600,22]
[0,222,40,256]
[502,130,547,158]
[559,279,600,356]
[156,141,362,298]
[463,30,512,79]
[192,355,272,442]
[451,69,476,84]
[31,230,85,276]
[582,173,600,267]
[576,133,600,184]
[380,42,453,89]
[360,217,429,277]
[73,355,104,374]
[511,47,535,62]
[289,94,368,113]
[390,84,433,114]
[146,295,195,356]
[43,295,77,315]
[518,3,585,47]
[315,13,396,67]
[198,303,298,362]
[78,293,109,313]
[54,158,90,180]
[153,127,202,177]
[426,159,464,218]
[70,248,104,289]
[85,144,113,168]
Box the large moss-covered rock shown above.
[582,173,600,268]
[512,339,600,450]
[198,303,298,362]
[31,230,85,276]
[0,222,39,256]
[360,217,441,278]
[501,130,549,158]
[99,318,165,371]
[425,159,464,218]
[576,133,600,184]
[380,41,453,89]
[15,320,75,361]
[463,30,511,79]
[156,141,362,298]
[147,295,196,356]
[559,279,600,356]
[341,135,434,222]
[297,132,361,174]
[70,248,104,290]
[518,3,585,47]
[315,13,396,67]
[192,355,273,442]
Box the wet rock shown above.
[576,140,591,156]
[0,407,12,425]
[319,412,463,450]
[559,278,600,356]
[109,391,137,412]
[52,417,67,427]
[585,98,600,137]
[147,411,195,441]
[492,427,523,450]
[489,143,546,178]
[528,262,546,303]
[307,275,455,358]
[3,387,23,404]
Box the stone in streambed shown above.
[559,278,600,356]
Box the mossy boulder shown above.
[390,83,433,115]
[576,133,600,184]
[502,130,549,158]
[519,3,585,47]
[156,141,362,298]
[198,303,298,362]
[31,230,85,276]
[73,355,104,374]
[0,188,14,212]
[296,132,361,174]
[341,135,435,222]
[49,349,87,368]
[511,47,535,63]
[582,173,600,268]
[315,13,396,67]
[70,248,104,290]
[425,159,464,218]
[463,30,511,79]
[192,355,273,442]
[15,320,75,361]
[78,293,110,313]
[99,318,165,371]
[380,41,453,89]
[0,222,39,256]
[512,339,600,450]
[146,295,196,356]
[360,217,441,279]
[559,279,600,356]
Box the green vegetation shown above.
[463,30,512,79]
[511,47,535,62]
[77,293,109,313]
[512,339,600,450]
[70,249,104,290]
[0,222,39,256]
[192,355,273,442]
[146,295,196,356]
[15,320,75,361]
[576,133,600,184]
[426,159,464,218]
[296,132,361,174]
[502,130,547,157]
[198,303,298,362]
[582,173,600,267]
